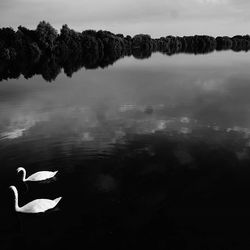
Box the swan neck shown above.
[12,187,20,211]
[21,168,26,181]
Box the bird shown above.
[17,167,58,182]
[9,185,62,213]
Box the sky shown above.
[0,0,250,37]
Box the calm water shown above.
[1,52,250,249]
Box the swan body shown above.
[17,167,58,182]
[9,186,62,213]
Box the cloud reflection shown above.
[0,113,48,140]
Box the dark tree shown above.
[1,21,250,81]
[35,21,58,52]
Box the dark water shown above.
[1,52,250,249]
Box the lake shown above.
[1,51,250,249]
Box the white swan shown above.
[17,167,58,182]
[9,186,62,213]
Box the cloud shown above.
[196,0,228,4]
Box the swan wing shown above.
[27,171,57,181]
[20,199,58,213]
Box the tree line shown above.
[1,21,250,81]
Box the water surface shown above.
[1,52,250,249]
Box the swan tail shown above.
[54,197,62,205]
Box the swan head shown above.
[9,185,17,194]
[17,167,25,173]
